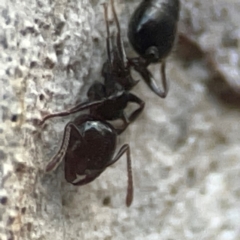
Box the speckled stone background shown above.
[1,0,240,239]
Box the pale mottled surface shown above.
[1,0,240,239]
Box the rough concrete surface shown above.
[0,0,240,239]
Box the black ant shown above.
[40,0,144,134]
[127,0,181,98]
[39,0,144,207]
[45,114,133,207]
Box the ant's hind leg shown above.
[106,144,133,207]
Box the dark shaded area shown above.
[44,57,55,69]
[39,94,44,101]
[7,216,15,226]
[207,73,240,110]
[11,114,18,122]
[175,32,240,109]
[21,207,27,214]
[102,196,111,206]
[176,33,205,62]
[0,196,8,205]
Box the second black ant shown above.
[128,0,181,98]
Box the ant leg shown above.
[105,144,133,207]
[39,100,103,125]
[115,114,129,135]
[116,93,145,134]
[160,60,169,97]
[103,3,112,63]
[110,0,127,64]
[129,58,169,98]
[127,93,145,122]
[45,122,82,172]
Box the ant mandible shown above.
[40,0,144,207]
[127,0,181,98]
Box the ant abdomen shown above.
[128,0,180,64]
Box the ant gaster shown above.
[45,114,133,207]
[127,0,181,98]
[40,0,144,207]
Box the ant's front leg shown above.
[45,122,80,172]
[39,100,103,125]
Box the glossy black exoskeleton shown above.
[39,0,140,207]
[127,0,181,98]
[40,0,144,134]
[45,114,133,207]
